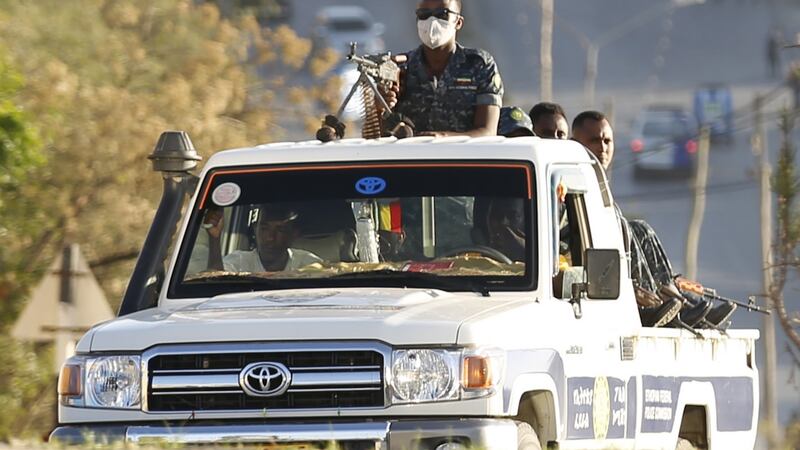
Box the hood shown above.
[89,288,525,351]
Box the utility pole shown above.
[753,94,779,448]
[602,97,615,127]
[539,0,553,102]
[584,44,598,109]
[684,126,710,280]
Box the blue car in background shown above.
[630,105,698,178]
[694,83,734,142]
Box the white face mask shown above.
[417,16,457,49]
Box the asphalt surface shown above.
[285,0,800,431]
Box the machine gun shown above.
[317,43,412,142]
[346,43,401,93]
[675,277,770,315]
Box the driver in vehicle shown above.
[205,203,322,272]
[485,198,525,262]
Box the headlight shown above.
[390,349,459,403]
[59,355,141,409]
[86,356,141,409]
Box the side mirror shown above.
[585,249,621,299]
[568,249,621,319]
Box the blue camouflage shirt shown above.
[395,43,504,133]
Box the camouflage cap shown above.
[498,106,535,137]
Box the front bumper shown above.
[50,419,519,449]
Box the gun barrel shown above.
[348,54,379,68]
[705,292,771,314]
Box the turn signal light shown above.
[58,364,82,397]
[462,356,492,389]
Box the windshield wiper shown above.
[330,269,491,297]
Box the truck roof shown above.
[201,136,595,173]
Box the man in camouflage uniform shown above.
[382,0,503,137]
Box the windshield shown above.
[170,162,536,297]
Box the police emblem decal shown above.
[592,376,611,439]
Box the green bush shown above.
[0,336,55,442]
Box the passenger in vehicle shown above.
[570,112,681,326]
[572,110,614,169]
[529,102,568,140]
[485,198,525,262]
[497,106,535,137]
[205,204,322,272]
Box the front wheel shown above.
[516,422,542,450]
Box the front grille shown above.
[146,348,385,412]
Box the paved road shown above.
[285,0,800,429]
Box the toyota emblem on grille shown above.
[239,362,291,397]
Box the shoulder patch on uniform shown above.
[493,73,503,90]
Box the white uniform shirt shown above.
[222,248,322,272]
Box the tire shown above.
[516,422,542,450]
[676,437,698,450]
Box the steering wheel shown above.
[438,246,513,264]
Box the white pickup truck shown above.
[51,133,759,450]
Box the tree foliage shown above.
[0,53,41,198]
[0,0,338,324]
[771,108,800,364]
[0,337,53,441]
[0,2,339,438]
[0,35,50,446]
[0,46,42,326]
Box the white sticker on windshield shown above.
[211,182,241,206]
